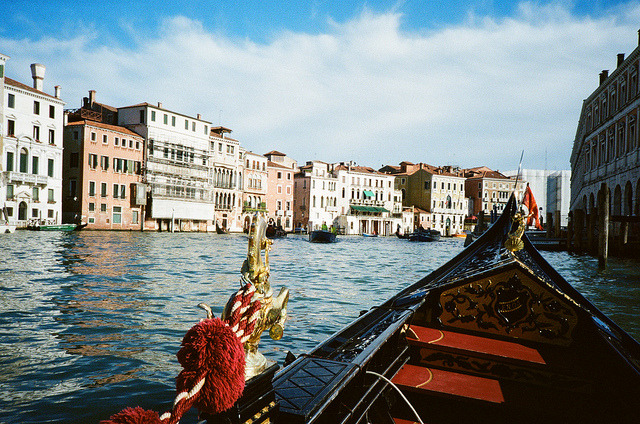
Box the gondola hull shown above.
[207,194,640,424]
[309,230,336,243]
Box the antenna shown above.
[514,150,524,205]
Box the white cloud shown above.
[2,2,639,171]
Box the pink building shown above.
[63,113,145,229]
[265,151,296,232]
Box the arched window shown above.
[19,148,28,173]
[446,195,452,209]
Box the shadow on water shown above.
[0,231,638,423]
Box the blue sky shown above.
[3,1,640,170]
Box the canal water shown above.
[1,231,639,423]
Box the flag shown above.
[522,184,543,230]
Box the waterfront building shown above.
[118,102,213,231]
[1,56,65,227]
[63,91,145,229]
[504,169,571,231]
[570,33,640,253]
[382,162,467,236]
[241,150,268,231]
[293,161,339,231]
[464,166,525,221]
[209,126,243,232]
[333,163,402,235]
[264,151,296,232]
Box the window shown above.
[192,122,196,132]
[89,202,95,212]
[89,154,98,169]
[70,152,79,168]
[113,206,122,224]
[120,185,126,199]
[48,209,54,218]
[7,119,15,136]
[8,93,15,108]
[48,189,54,203]
[102,134,108,144]
[113,184,119,198]
[164,114,168,124]
[204,125,208,135]
[89,181,96,196]
[6,184,14,199]
[32,156,39,174]
[132,210,139,224]
[277,172,282,179]
[69,180,77,197]
[91,132,96,142]
[171,116,176,126]
[19,149,28,173]
[49,105,55,119]
[185,119,189,130]
[100,155,109,170]
[115,137,119,146]
[101,182,108,197]
[139,110,145,123]
[136,141,140,150]
[6,151,14,171]
[34,101,40,115]
[33,125,40,141]
[151,110,156,121]
[32,208,39,218]
[101,203,107,212]
[49,129,55,145]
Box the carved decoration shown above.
[439,269,577,346]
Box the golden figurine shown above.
[222,214,289,379]
[505,211,525,252]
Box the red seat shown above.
[392,363,505,404]
[407,325,545,365]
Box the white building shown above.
[1,55,65,227]
[504,169,571,228]
[118,102,214,231]
[209,126,243,232]
[293,161,402,235]
[241,150,268,231]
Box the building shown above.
[118,102,214,231]
[334,163,401,236]
[464,166,525,221]
[63,91,145,229]
[210,126,243,232]
[1,56,65,227]
[570,32,640,252]
[383,162,467,236]
[504,169,571,230]
[264,151,296,232]
[293,161,339,232]
[242,150,268,231]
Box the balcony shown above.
[243,201,268,213]
[4,171,48,186]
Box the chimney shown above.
[54,85,61,99]
[89,90,96,106]
[30,63,45,91]
[158,102,162,108]
[197,113,201,120]
[600,70,609,85]
[617,53,625,67]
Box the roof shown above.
[66,120,143,138]
[264,150,286,156]
[333,164,385,175]
[267,160,294,170]
[119,102,212,123]
[4,77,63,102]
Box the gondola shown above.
[216,223,230,234]
[105,194,640,424]
[309,229,336,243]
[408,228,440,242]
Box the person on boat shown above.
[330,225,337,234]
[321,222,328,231]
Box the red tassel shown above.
[176,318,246,415]
[100,406,162,424]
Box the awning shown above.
[350,205,390,213]
[363,190,374,198]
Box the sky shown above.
[2,1,640,172]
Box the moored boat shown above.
[28,222,87,231]
[0,222,16,233]
[408,228,441,242]
[362,232,377,237]
[216,223,230,234]
[266,223,287,239]
[309,229,336,243]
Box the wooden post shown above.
[598,186,609,268]
[566,211,574,252]
[587,212,596,254]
